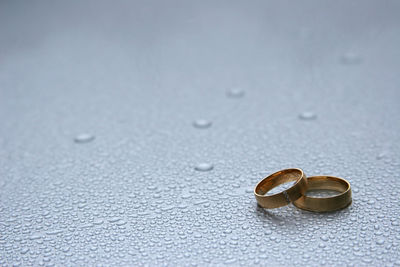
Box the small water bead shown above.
[362,258,373,264]
[258,254,268,260]
[116,220,127,226]
[226,88,245,98]
[181,194,191,199]
[265,230,272,235]
[74,133,95,143]
[29,234,41,240]
[108,217,122,223]
[298,111,317,120]
[194,163,214,172]
[320,235,329,241]
[46,229,63,235]
[192,119,212,129]
[93,219,104,225]
[376,152,386,160]
[245,188,253,193]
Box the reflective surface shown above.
[1,1,400,266]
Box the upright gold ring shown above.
[254,168,307,209]
[293,176,352,212]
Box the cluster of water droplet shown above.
[191,88,246,173]
[1,48,400,266]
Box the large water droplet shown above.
[194,163,213,172]
[226,88,244,98]
[74,133,95,143]
[193,119,212,129]
[298,112,317,120]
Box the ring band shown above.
[293,176,352,212]
[254,168,307,209]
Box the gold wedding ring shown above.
[254,168,307,209]
[293,176,352,212]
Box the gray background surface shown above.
[1,0,400,266]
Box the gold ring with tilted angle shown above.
[293,175,352,212]
[254,168,307,209]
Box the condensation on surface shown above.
[0,1,400,266]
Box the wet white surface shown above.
[0,1,400,266]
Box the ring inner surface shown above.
[306,177,348,197]
[256,169,302,195]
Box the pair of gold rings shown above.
[254,168,352,212]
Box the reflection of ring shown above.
[254,168,307,209]
[293,176,352,212]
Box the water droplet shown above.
[29,234,42,240]
[226,88,244,98]
[46,229,63,235]
[298,111,317,120]
[320,235,329,241]
[193,119,212,129]
[194,163,213,172]
[74,133,95,143]
[93,219,104,225]
[245,188,253,193]
[376,152,386,160]
[265,230,272,235]
[108,217,122,223]
[362,257,373,264]
[116,220,127,226]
